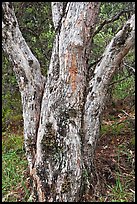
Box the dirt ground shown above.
[93,101,135,202]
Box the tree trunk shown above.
[2,2,135,202]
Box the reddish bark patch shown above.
[69,54,78,92]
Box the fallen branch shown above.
[122,110,135,119]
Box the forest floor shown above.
[2,100,135,202]
[93,100,135,202]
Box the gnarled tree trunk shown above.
[2,2,135,202]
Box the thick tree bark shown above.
[2,2,135,202]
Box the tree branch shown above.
[51,2,64,31]
[84,14,135,150]
[2,2,45,90]
[93,9,134,37]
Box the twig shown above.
[130,189,135,194]
[93,9,133,37]
[109,74,132,86]
[118,164,127,171]
[122,173,135,178]
[123,62,135,76]
[122,109,135,119]
[121,109,130,117]
[88,56,103,69]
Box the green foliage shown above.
[2,93,22,131]
[13,2,55,75]
[2,52,22,131]
[101,120,130,137]
[112,72,134,101]
[2,2,54,130]
[92,2,134,61]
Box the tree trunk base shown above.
[81,162,100,202]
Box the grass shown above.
[98,113,135,202]
[107,178,132,202]
[97,133,135,202]
[2,132,31,202]
[2,132,24,152]
[107,143,135,202]
[101,122,127,137]
[106,169,135,202]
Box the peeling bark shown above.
[2,2,135,202]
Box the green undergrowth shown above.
[99,117,135,202]
[106,149,135,202]
[112,74,134,101]
[101,122,128,136]
[2,133,31,202]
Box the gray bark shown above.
[2,2,45,173]
[2,2,135,202]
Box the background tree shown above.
[2,2,135,202]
